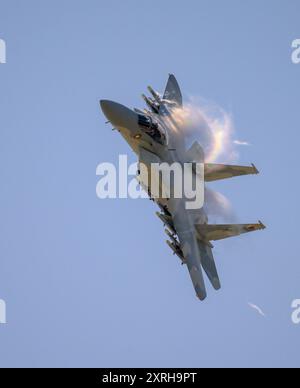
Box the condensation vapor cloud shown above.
[204,188,237,223]
[171,96,244,221]
[234,140,251,146]
[171,96,239,163]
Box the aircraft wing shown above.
[184,143,257,182]
[204,163,259,182]
[195,222,266,242]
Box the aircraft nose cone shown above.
[100,100,116,119]
[100,100,139,130]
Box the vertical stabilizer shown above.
[163,74,183,107]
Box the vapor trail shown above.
[248,303,266,317]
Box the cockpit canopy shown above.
[138,114,166,145]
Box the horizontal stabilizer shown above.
[198,241,221,290]
[195,221,266,242]
[186,263,207,301]
[205,163,259,182]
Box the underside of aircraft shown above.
[100,74,266,300]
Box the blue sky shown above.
[0,0,299,367]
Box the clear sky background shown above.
[0,0,299,368]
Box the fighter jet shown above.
[100,74,265,301]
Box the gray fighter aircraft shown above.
[100,74,265,300]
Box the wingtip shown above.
[258,220,266,230]
[251,163,260,174]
